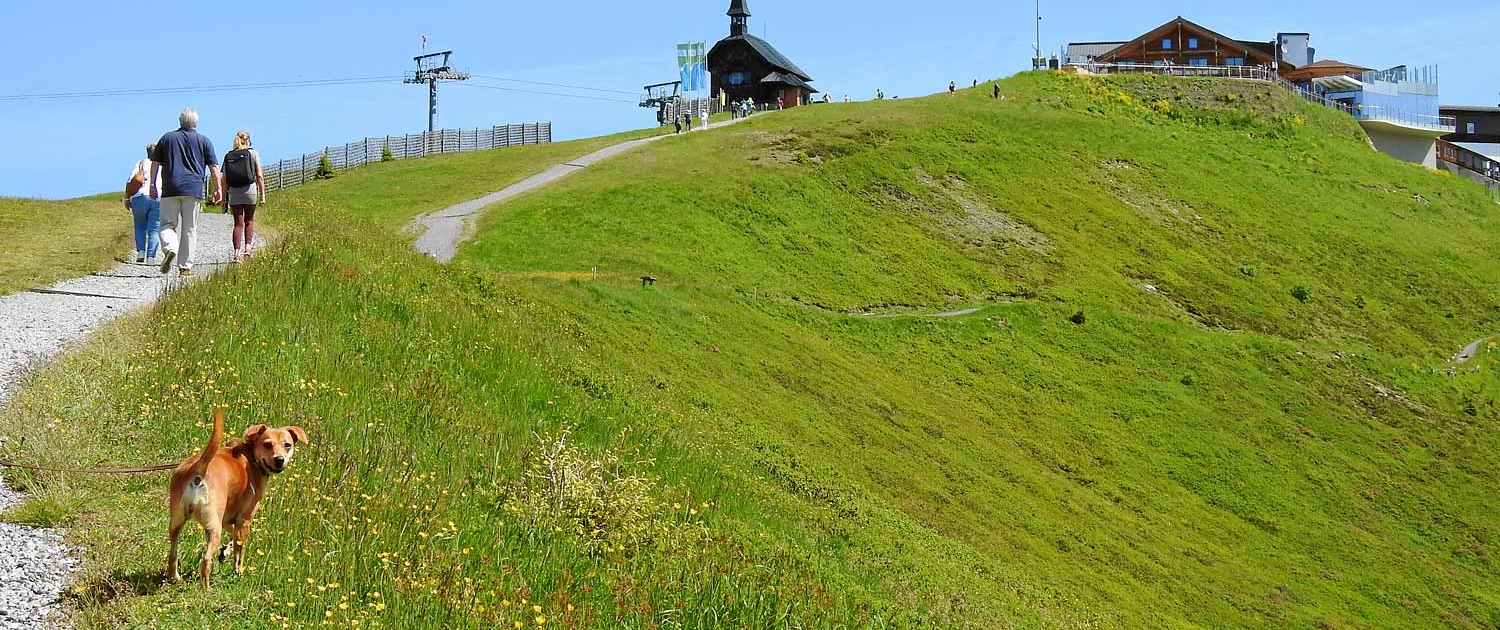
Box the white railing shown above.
[1069,61,1278,81]
[1352,105,1455,131]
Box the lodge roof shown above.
[1091,17,1276,63]
[761,71,818,93]
[711,33,814,82]
[728,0,750,18]
[1282,59,1370,82]
[1442,105,1500,114]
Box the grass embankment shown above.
[279,128,668,229]
[0,197,131,295]
[3,73,1499,629]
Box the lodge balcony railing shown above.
[1064,62,1453,131]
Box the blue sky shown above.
[1,0,1495,199]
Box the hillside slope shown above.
[2,72,1496,630]
[0,197,130,295]
[457,72,1500,628]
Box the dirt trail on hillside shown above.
[1453,336,1490,364]
[410,117,750,263]
[0,213,248,630]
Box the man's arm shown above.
[208,165,223,206]
[149,162,161,200]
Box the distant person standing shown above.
[700,109,709,130]
[776,96,784,110]
[674,114,683,134]
[124,143,161,264]
[972,78,978,87]
[949,80,957,96]
[150,108,221,276]
[992,83,1002,99]
[876,88,885,100]
[222,131,265,263]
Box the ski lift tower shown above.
[404,51,470,132]
[641,80,683,126]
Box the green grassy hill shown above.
[3,72,1497,629]
[0,196,131,294]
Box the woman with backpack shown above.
[221,130,265,263]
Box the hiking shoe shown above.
[135,251,145,263]
[159,250,176,274]
[179,268,194,277]
[231,254,243,264]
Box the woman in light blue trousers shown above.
[126,144,161,263]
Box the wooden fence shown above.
[257,122,551,192]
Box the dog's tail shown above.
[190,409,225,479]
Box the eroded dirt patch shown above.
[911,170,1052,254]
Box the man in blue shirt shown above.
[150,108,222,276]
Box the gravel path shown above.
[0,211,248,630]
[1452,336,1490,364]
[411,117,750,263]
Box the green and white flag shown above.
[677,42,707,92]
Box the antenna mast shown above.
[1033,0,1043,70]
[404,50,470,132]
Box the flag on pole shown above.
[421,34,428,50]
[676,42,707,92]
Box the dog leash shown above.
[0,460,179,474]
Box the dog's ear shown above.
[243,424,269,442]
[285,426,309,446]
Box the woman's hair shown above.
[145,143,156,158]
[233,130,252,151]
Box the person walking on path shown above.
[124,143,162,264]
[222,130,265,263]
[150,108,221,276]
[699,109,709,130]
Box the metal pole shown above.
[1034,0,1041,70]
[428,79,438,133]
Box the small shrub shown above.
[1069,310,1087,325]
[1239,265,1258,277]
[1290,285,1312,303]
[380,143,394,162]
[315,154,337,180]
[504,430,690,556]
[1150,100,1172,115]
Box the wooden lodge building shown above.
[1066,17,1276,70]
[707,0,817,108]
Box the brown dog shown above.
[167,409,308,587]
